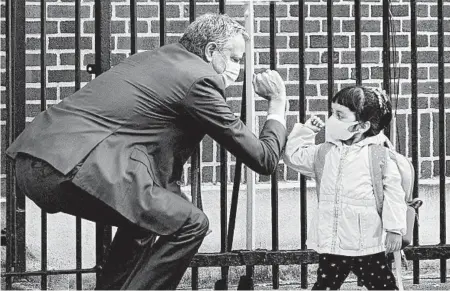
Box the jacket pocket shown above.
[360,210,383,249]
[338,210,362,251]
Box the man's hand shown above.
[253,69,286,101]
[385,232,402,253]
[304,116,325,133]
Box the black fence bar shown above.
[159,0,166,46]
[382,0,391,139]
[189,245,450,267]
[410,0,421,286]
[3,267,98,277]
[5,0,14,288]
[354,0,362,85]
[187,1,200,289]
[327,0,333,114]
[437,0,447,283]
[190,149,201,289]
[5,0,27,287]
[94,0,112,281]
[189,0,196,23]
[75,0,83,288]
[40,0,48,289]
[297,0,308,288]
[191,267,199,290]
[226,71,246,253]
[269,1,279,289]
[3,244,450,278]
[11,0,27,276]
[130,0,137,54]
[219,0,225,14]
[218,0,228,287]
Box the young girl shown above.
[284,86,406,290]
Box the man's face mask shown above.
[325,115,359,142]
[212,50,241,88]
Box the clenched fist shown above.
[252,69,286,101]
[305,116,325,133]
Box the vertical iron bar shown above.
[40,0,48,289]
[410,0,420,286]
[219,0,225,14]
[227,71,246,252]
[382,0,391,139]
[94,0,112,282]
[189,0,196,23]
[13,0,27,276]
[191,268,199,290]
[188,5,200,289]
[354,0,362,85]
[188,2,199,289]
[130,0,137,54]
[190,151,201,290]
[75,0,83,288]
[219,0,228,288]
[437,0,447,283]
[298,0,308,288]
[327,0,334,115]
[269,2,279,289]
[5,0,17,287]
[159,0,166,46]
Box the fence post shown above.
[94,0,112,282]
[437,0,447,283]
[6,0,27,284]
[297,0,308,288]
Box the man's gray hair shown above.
[179,13,249,60]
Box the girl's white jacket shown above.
[283,123,407,256]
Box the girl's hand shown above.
[385,232,402,253]
[304,116,325,133]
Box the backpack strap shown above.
[368,144,388,216]
[314,142,333,201]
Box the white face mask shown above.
[212,50,241,88]
[222,61,240,88]
[325,115,359,142]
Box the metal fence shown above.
[2,0,449,289]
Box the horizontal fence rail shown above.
[2,0,448,290]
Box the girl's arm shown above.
[382,155,407,235]
[283,122,321,178]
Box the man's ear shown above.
[204,42,217,62]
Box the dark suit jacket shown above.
[7,43,287,234]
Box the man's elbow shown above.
[256,157,279,176]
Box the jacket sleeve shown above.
[382,155,407,235]
[181,76,286,176]
[282,123,320,178]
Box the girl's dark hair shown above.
[332,86,392,137]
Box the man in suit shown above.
[6,13,287,289]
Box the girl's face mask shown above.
[325,115,359,142]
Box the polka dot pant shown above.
[311,252,398,290]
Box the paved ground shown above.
[2,183,449,289]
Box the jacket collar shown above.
[327,132,393,149]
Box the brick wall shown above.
[1,0,449,192]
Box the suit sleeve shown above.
[181,76,287,175]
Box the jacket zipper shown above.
[331,147,349,252]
